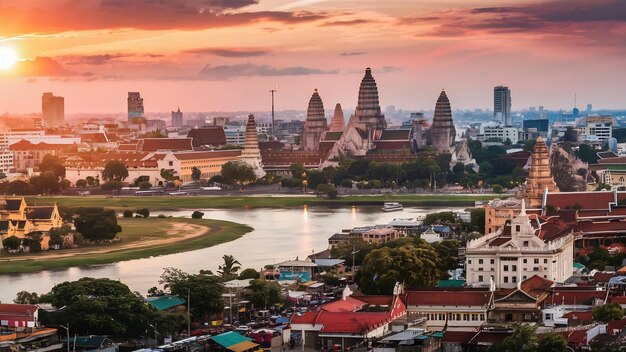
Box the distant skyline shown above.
[1,0,625,113]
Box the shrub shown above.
[136,208,150,218]
[138,181,152,190]
[157,214,167,218]
[492,184,503,194]
[123,210,133,218]
[191,211,204,219]
[101,180,123,191]
[76,179,87,188]
[2,236,22,250]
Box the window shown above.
[468,260,472,264]
[491,259,495,264]
[523,259,528,264]
[472,314,478,321]
[545,313,552,320]
[523,276,527,280]
[169,161,173,166]
[479,275,484,282]
[504,276,509,283]
[463,314,469,321]
[544,259,548,264]
[480,314,485,321]
[533,267,539,271]
[504,265,509,271]
[523,241,529,247]
[439,314,445,321]
[516,225,521,232]
[534,259,539,264]
[456,314,461,321]
[479,259,483,264]
[512,276,517,283]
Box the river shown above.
[0,205,464,302]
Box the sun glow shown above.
[0,47,18,70]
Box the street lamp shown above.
[59,324,70,352]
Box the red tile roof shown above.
[520,275,554,297]
[545,290,607,306]
[171,150,241,161]
[9,140,75,151]
[545,191,616,210]
[187,127,227,147]
[563,311,594,324]
[0,304,38,327]
[139,138,193,152]
[80,132,109,143]
[607,318,626,334]
[406,290,492,307]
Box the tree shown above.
[136,208,150,218]
[470,208,486,233]
[209,175,224,184]
[123,210,133,218]
[221,161,256,191]
[191,167,202,181]
[76,179,87,188]
[218,254,241,280]
[160,168,177,182]
[138,181,152,190]
[102,160,129,181]
[74,208,122,242]
[39,154,65,178]
[159,268,225,318]
[23,231,43,253]
[7,180,35,195]
[14,291,39,304]
[356,243,441,294]
[245,279,282,309]
[331,237,374,268]
[49,226,70,249]
[238,268,260,280]
[489,324,537,352]
[85,176,96,186]
[423,211,456,225]
[38,277,151,337]
[537,333,569,352]
[30,171,61,194]
[2,235,21,250]
[191,211,204,219]
[576,144,598,164]
[593,303,624,323]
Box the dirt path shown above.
[1,221,211,262]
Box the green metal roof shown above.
[573,262,586,269]
[437,279,465,288]
[145,295,186,311]
[211,331,252,348]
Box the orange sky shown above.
[0,0,625,114]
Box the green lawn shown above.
[0,217,253,274]
[25,194,506,210]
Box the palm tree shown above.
[218,255,241,280]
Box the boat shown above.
[382,202,403,212]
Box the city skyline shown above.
[0,0,625,113]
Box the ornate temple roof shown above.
[429,90,456,153]
[329,103,345,132]
[354,67,386,129]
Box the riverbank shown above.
[0,217,253,274]
[25,194,505,210]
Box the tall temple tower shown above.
[517,136,558,208]
[329,103,345,132]
[240,114,266,178]
[429,90,456,153]
[354,68,387,145]
[301,89,328,151]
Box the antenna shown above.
[574,93,577,109]
[269,86,278,138]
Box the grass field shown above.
[0,217,253,274]
[25,194,506,210]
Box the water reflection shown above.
[0,205,463,301]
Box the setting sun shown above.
[0,46,18,70]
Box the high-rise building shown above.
[127,92,144,124]
[586,104,593,113]
[493,86,511,126]
[429,90,456,153]
[172,107,183,127]
[301,89,328,151]
[41,92,64,127]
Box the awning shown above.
[228,341,259,352]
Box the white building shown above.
[477,125,519,144]
[0,130,45,149]
[577,115,614,143]
[465,201,574,289]
[0,150,13,174]
[224,126,246,146]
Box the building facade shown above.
[127,92,145,124]
[494,86,512,126]
[171,107,183,127]
[42,92,64,127]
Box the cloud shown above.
[182,48,271,57]
[0,0,330,36]
[61,53,135,65]
[320,19,377,27]
[197,63,338,80]
[340,52,368,56]
[10,57,76,77]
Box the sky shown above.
[0,0,625,114]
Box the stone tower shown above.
[429,90,456,153]
[517,136,558,208]
[301,89,328,151]
[240,114,266,178]
[329,103,345,132]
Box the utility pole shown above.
[270,88,277,138]
[187,288,191,337]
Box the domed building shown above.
[429,90,456,153]
[301,89,328,152]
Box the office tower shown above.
[172,107,183,127]
[41,92,64,127]
[128,92,144,124]
[493,86,511,126]
[586,104,593,113]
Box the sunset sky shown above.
[0,0,625,114]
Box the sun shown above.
[0,47,18,71]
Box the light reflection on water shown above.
[0,205,463,301]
